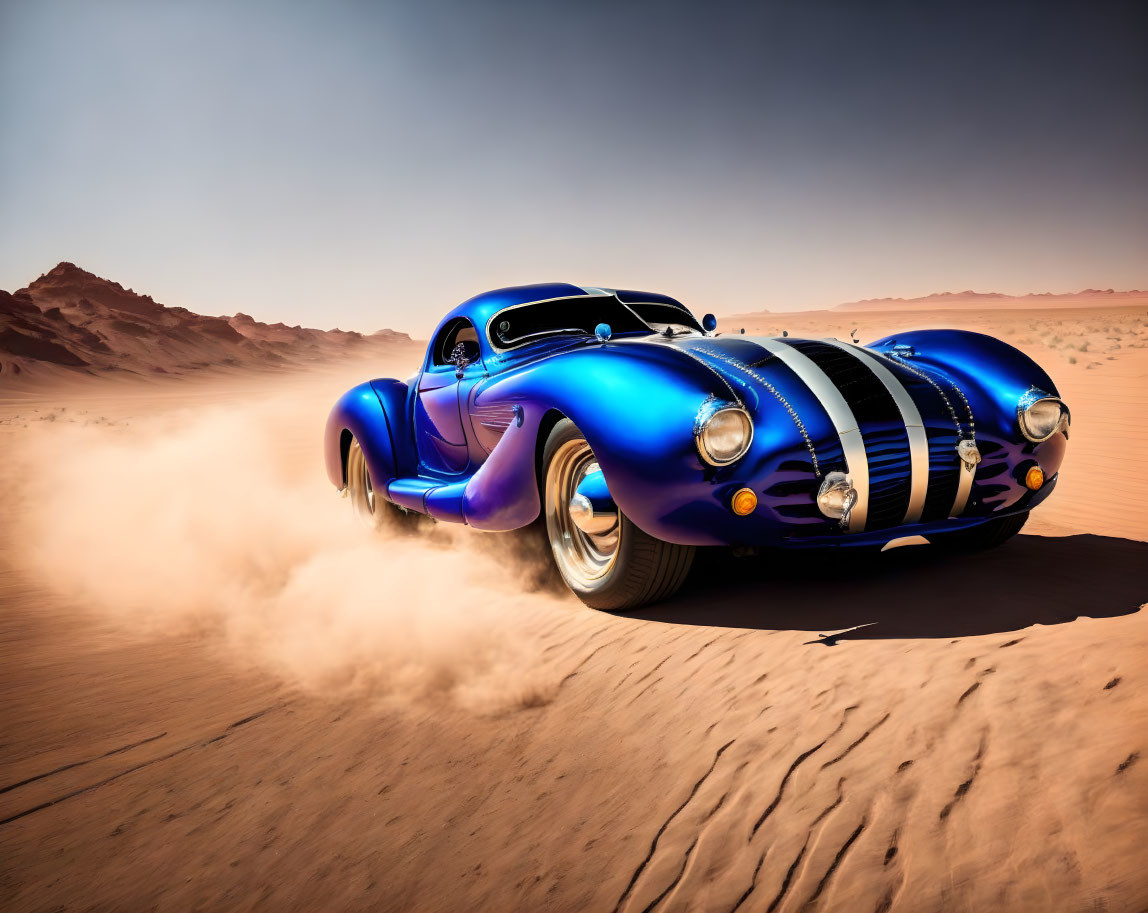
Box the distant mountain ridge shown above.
[0,262,412,382]
[834,288,1147,311]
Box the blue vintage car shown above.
[325,283,1069,609]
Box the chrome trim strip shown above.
[822,340,929,524]
[881,535,930,551]
[690,344,821,476]
[485,293,609,353]
[951,460,975,518]
[946,380,978,517]
[659,340,742,404]
[887,352,978,519]
[747,338,869,532]
[486,292,697,354]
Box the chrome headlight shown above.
[695,399,753,466]
[817,471,858,526]
[1018,389,1069,442]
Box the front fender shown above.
[472,342,722,535]
[461,408,544,530]
[868,329,1059,436]
[868,329,1067,511]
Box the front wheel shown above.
[543,419,694,610]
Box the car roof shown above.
[438,283,692,334]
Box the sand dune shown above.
[0,303,1144,913]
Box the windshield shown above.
[626,301,703,334]
[488,295,653,349]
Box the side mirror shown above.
[702,313,717,333]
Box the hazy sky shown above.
[1,0,1145,334]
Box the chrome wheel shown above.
[346,437,378,527]
[541,419,695,610]
[545,439,620,589]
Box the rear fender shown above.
[323,379,412,491]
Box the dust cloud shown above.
[12,387,567,710]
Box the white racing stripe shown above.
[821,340,930,525]
[884,349,979,519]
[747,338,869,532]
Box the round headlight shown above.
[696,402,753,466]
[1019,395,1067,442]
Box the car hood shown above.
[658,333,968,435]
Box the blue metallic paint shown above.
[325,286,1068,549]
[574,468,614,512]
[867,329,1067,513]
[324,380,406,490]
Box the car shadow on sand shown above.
[629,534,1146,641]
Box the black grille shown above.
[890,369,965,522]
[865,427,914,528]
[921,424,961,520]
[760,445,840,529]
[784,340,911,531]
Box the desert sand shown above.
[0,298,1145,913]
[831,289,1148,312]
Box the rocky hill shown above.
[0,263,413,383]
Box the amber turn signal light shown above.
[731,487,758,516]
[1025,466,1044,491]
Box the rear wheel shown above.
[346,436,417,532]
[543,419,694,610]
[936,511,1029,551]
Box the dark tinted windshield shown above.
[488,296,652,349]
[626,302,703,333]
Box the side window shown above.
[432,318,480,366]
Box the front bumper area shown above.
[770,494,1046,549]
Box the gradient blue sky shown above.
[2,0,1145,333]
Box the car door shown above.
[414,318,479,475]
